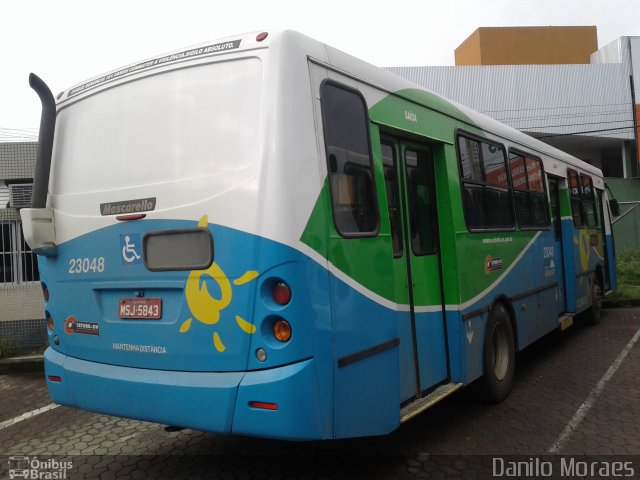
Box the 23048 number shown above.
[68,257,106,274]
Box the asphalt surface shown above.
[0,307,639,479]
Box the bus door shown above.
[548,177,567,313]
[381,137,448,402]
[596,189,611,289]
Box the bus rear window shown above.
[144,229,213,271]
[51,58,263,196]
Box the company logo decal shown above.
[64,316,100,336]
[101,197,156,216]
[179,215,259,352]
[485,255,503,275]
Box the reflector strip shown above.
[249,401,279,411]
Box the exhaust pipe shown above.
[29,73,56,209]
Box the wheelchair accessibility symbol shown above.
[120,234,142,264]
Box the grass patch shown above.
[607,249,640,302]
[0,338,21,360]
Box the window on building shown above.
[509,151,549,229]
[0,220,39,284]
[321,82,378,236]
[457,134,513,230]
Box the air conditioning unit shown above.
[8,183,33,209]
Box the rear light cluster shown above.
[273,318,292,342]
[249,277,293,411]
[43,284,62,383]
[43,283,56,343]
[255,279,293,363]
[272,282,291,305]
[271,280,292,343]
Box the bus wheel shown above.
[583,274,602,326]
[479,303,515,403]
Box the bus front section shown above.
[22,33,333,440]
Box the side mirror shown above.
[609,199,620,217]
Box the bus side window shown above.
[568,169,585,228]
[405,149,438,255]
[581,174,598,228]
[509,151,549,229]
[320,82,379,236]
[457,134,513,230]
[382,143,403,257]
[548,178,562,241]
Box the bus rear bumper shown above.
[44,347,243,434]
[44,349,326,439]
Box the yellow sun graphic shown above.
[573,229,591,272]
[179,215,259,352]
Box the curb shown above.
[0,355,44,374]
[603,299,640,308]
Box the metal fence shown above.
[0,219,39,284]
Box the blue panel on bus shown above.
[232,359,329,440]
[45,347,243,433]
[41,219,338,437]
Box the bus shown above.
[22,30,617,440]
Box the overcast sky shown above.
[2,0,639,139]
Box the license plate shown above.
[119,298,162,319]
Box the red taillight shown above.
[273,281,291,305]
[249,401,278,411]
[256,32,269,42]
[46,311,54,331]
[48,376,62,383]
[116,214,146,221]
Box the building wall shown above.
[0,284,44,322]
[455,26,598,66]
[386,63,634,143]
[0,142,36,179]
[592,36,640,173]
[0,141,46,351]
[607,178,640,252]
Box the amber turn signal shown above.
[273,319,292,342]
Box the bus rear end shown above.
[22,32,333,440]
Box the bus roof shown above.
[57,29,603,181]
[58,31,271,103]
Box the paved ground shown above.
[0,308,639,479]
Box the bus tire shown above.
[479,303,515,403]
[583,273,602,326]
